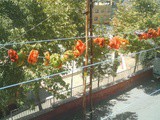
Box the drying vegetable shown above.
[8,49,19,62]
[16,51,26,66]
[62,50,74,62]
[109,36,129,50]
[28,50,39,64]
[43,51,50,66]
[74,40,86,58]
[93,37,106,47]
[50,53,62,68]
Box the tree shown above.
[111,0,160,72]
[0,0,85,116]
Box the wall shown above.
[34,69,153,120]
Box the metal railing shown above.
[2,48,159,120]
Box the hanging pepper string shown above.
[0,46,160,90]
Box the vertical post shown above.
[71,61,74,97]
[110,0,113,6]
[83,0,89,119]
[89,0,93,117]
[10,111,13,120]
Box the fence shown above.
[2,47,160,120]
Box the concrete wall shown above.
[34,69,153,120]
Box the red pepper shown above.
[28,50,39,64]
[157,28,160,36]
[109,36,129,50]
[109,36,121,49]
[74,40,86,58]
[8,49,19,62]
[93,37,106,47]
[138,33,148,40]
[147,29,158,39]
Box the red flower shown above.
[93,37,106,47]
[28,50,39,64]
[8,49,19,62]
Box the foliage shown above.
[0,0,85,115]
[139,50,156,68]
[112,0,160,51]
[111,0,160,72]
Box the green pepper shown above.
[50,54,62,68]
[16,51,26,67]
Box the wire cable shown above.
[0,38,92,59]
[0,36,86,47]
[125,46,160,57]
[0,24,154,47]
[0,57,119,90]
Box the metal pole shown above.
[89,0,93,117]
[83,0,89,119]
[71,61,74,97]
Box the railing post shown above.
[50,98,52,107]
[10,111,13,120]
[70,61,74,97]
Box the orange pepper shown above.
[120,38,129,45]
[28,50,39,64]
[43,51,50,66]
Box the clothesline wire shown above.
[0,38,92,59]
[1,41,159,61]
[0,36,85,47]
[125,46,160,57]
[0,46,159,91]
[0,57,118,90]
[1,26,159,47]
